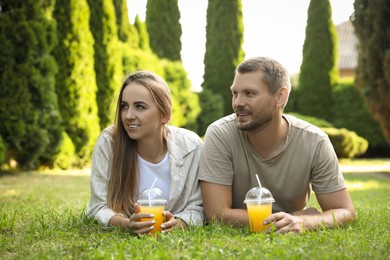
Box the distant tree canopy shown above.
[53,0,100,166]
[353,0,390,144]
[0,0,63,169]
[146,0,182,61]
[297,0,338,121]
[202,0,245,117]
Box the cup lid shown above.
[138,187,167,204]
[243,187,275,204]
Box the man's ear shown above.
[276,87,289,107]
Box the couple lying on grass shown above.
[87,57,356,236]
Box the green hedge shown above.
[323,127,368,158]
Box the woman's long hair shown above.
[107,71,172,216]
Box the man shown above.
[198,56,356,234]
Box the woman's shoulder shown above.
[96,125,115,146]
[166,125,201,141]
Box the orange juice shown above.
[247,203,272,232]
[140,205,165,233]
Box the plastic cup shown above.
[138,188,167,234]
[244,187,275,232]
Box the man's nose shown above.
[232,94,244,108]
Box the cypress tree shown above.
[162,61,200,129]
[146,0,182,60]
[53,0,100,166]
[297,0,338,120]
[134,15,150,51]
[87,0,123,129]
[202,0,245,116]
[113,0,139,49]
[353,0,390,144]
[0,0,63,169]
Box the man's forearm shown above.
[299,208,356,230]
[207,208,249,226]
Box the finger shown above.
[161,218,177,231]
[134,203,141,213]
[130,212,154,222]
[129,219,155,234]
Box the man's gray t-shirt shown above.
[198,114,346,213]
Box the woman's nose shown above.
[125,107,136,119]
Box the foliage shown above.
[323,127,368,158]
[0,135,5,165]
[87,0,123,129]
[331,81,387,147]
[134,15,150,51]
[297,0,338,120]
[52,132,76,170]
[113,0,137,46]
[353,0,390,144]
[119,48,201,131]
[195,89,224,137]
[0,168,389,258]
[146,0,182,61]
[202,0,245,116]
[0,0,63,170]
[52,0,101,167]
[162,61,200,130]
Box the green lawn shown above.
[1,160,389,259]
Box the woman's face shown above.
[120,82,167,141]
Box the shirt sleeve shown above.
[86,133,116,227]
[198,124,235,185]
[310,135,347,194]
[167,130,204,227]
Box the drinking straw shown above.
[148,177,158,207]
[255,174,262,189]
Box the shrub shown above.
[0,135,5,165]
[323,127,368,158]
[331,81,387,147]
[53,132,76,170]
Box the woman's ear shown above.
[161,113,170,124]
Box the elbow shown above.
[348,206,357,222]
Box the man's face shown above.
[230,71,278,132]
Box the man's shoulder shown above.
[209,113,237,129]
[284,114,327,138]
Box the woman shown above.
[87,71,204,234]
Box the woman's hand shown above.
[160,211,178,233]
[108,203,155,235]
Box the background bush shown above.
[323,127,368,158]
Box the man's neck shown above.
[246,116,288,160]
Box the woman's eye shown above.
[136,104,146,110]
[120,103,128,110]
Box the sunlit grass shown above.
[1,160,389,259]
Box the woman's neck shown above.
[137,137,167,164]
